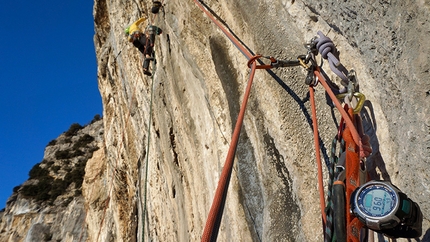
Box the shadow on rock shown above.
[360,100,391,181]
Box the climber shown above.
[151,1,163,14]
[125,17,162,76]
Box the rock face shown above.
[91,0,430,241]
[0,119,103,242]
[1,0,429,241]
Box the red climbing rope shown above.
[247,55,277,69]
[312,67,366,240]
[313,68,364,157]
[193,0,253,60]
[195,1,370,241]
[193,1,266,241]
[309,85,327,226]
[312,67,372,241]
[201,62,257,242]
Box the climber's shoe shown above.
[143,69,152,76]
[151,1,162,14]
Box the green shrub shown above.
[51,165,61,173]
[74,189,82,196]
[21,185,37,197]
[64,159,87,188]
[73,134,95,150]
[21,178,52,201]
[45,160,54,166]
[29,163,49,180]
[21,176,67,203]
[65,123,83,137]
[20,130,96,203]
[91,114,102,124]
[47,139,57,146]
[55,148,87,160]
[50,179,68,199]
[72,149,85,157]
[55,150,72,160]
[13,185,21,193]
[36,183,51,201]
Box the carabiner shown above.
[247,55,276,69]
[336,92,366,114]
[297,55,310,69]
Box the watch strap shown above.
[380,200,423,238]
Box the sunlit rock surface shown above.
[1,0,429,241]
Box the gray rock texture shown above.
[91,0,429,241]
[0,0,429,241]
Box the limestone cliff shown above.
[1,0,429,241]
[0,119,103,241]
[91,0,429,241]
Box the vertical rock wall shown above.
[90,0,429,241]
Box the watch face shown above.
[356,183,398,218]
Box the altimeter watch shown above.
[350,180,422,238]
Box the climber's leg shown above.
[143,57,151,76]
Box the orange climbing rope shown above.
[246,43,371,241]
[201,62,257,242]
[193,0,253,60]
[314,69,364,157]
[192,1,265,241]
[309,84,327,226]
[192,1,280,241]
[314,67,367,241]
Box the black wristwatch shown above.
[350,180,422,238]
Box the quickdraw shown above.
[246,54,307,69]
[249,31,372,241]
[194,0,426,239]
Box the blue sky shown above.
[0,1,102,208]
